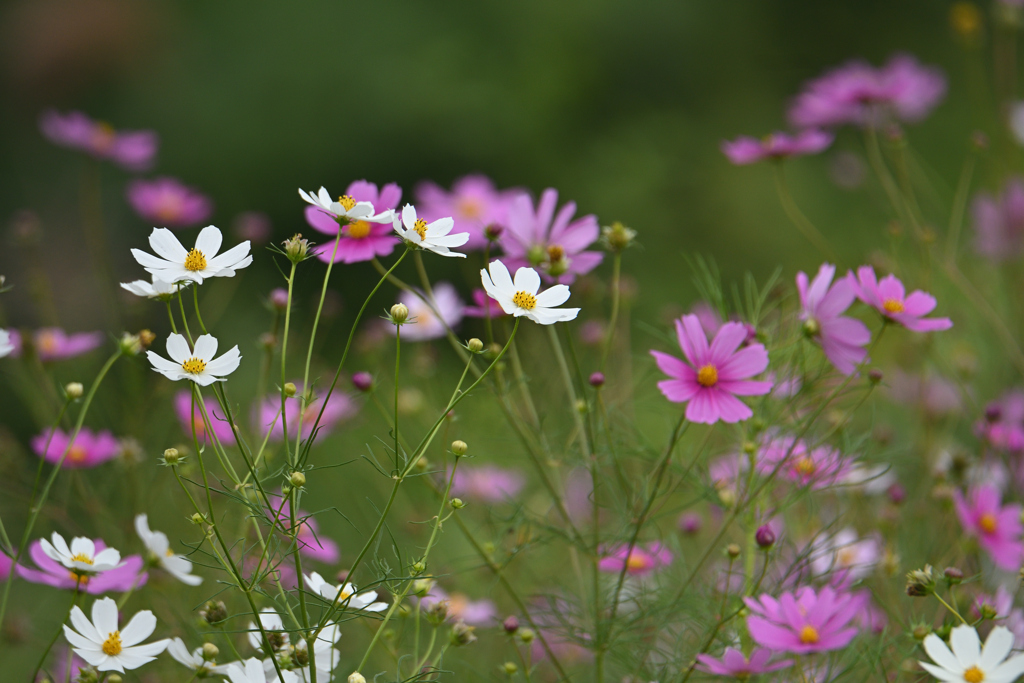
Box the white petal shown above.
[981,627,1016,672]
[513,267,541,295]
[317,187,332,208]
[487,260,515,295]
[924,633,962,673]
[92,597,120,637]
[195,226,224,259]
[401,203,417,229]
[165,334,191,364]
[93,547,121,569]
[950,625,982,668]
[69,605,102,643]
[207,242,252,270]
[69,536,95,559]
[204,346,241,377]
[119,610,156,647]
[149,228,188,262]
[918,661,963,682]
[192,334,219,362]
[535,284,571,308]
[131,249,173,270]
[991,653,1024,682]
[425,217,455,236]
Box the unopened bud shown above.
[270,288,289,311]
[912,624,931,641]
[349,674,367,683]
[726,543,741,558]
[201,642,219,660]
[64,382,83,399]
[575,398,587,413]
[467,338,484,353]
[589,372,605,388]
[290,471,306,488]
[981,603,999,620]
[119,332,143,356]
[352,372,373,392]
[503,662,518,675]
[426,600,450,624]
[412,578,434,597]
[450,498,465,509]
[868,369,884,384]
[485,223,504,241]
[107,676,122,683]
[191,513,205,525]
[943,567,963,585]
[283,233,310,262]
[200,600,227,624]
[283,382,297,397]
[802,317,821,338]
[755,525,776,549]
[450,619,477,646]
[503,615,520,634]
[518,628,535,644]
[602,221,637,252]
[390,303,409,324]
[138,329,156,349]
[411,560,426,575]
[451,440,468,456]
[163,448,180,465]
[906,565,936,597]
[742,441,757,455]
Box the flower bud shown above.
[119,332,143,356]
[349,674,367,683]
[503,615,520,634]
[450,619,477,646]
[64,382,83,399]
[679,512,702,535]
[107,676,122,683]
[270,288,289,311]
[412,578,434,597]
[467,338,484,353]
[726,543,741,559]
[426,600,450,624]
[741,441,757,455]
[202,642,219,660]
[390,303,409,325]
[887,482,906,505]
[912,624,932,641]
[589,372,605,388]
[905,565,935,597]
[191,513,205,525]
[980,603,999,620]
[527,244,546,266]
[518,628,535,644]
[283,233,311,263]
[352,372,373,392]
[290,471,306,488]
[503,662,519,675]
[200,600,227,625]
[411,560,426,575]
[451,440,468,457]
[868,368,884,384]
[602,221,637,252]
[755,525,776,549]
[450,498,465,509]
[485,223,504,241]
[163,448,180,465]
[283,382,297,397]
[943,566,963,585]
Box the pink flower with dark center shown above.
[451,465,525,502]
[17,539,146,594]
[415,174,519,251]
[305,180,401,264]
[463,289,508,318]
[126,177,213,229]
[696,647,793,677]
[756,434,850,489]
[722,129,834,165]
[270,501,340,565]
[31,428,120,468]
[797,263,871,375]
[977,390,1024,452]
[499,188,602,284]
[8,329,104,361]
[848,266,952,332]
[972,178,1024,260]
[256,382,357,441]
[745,586,861,654]
[39,109,158,171]
[651,314,772,424]
[597,542,673,576]
[954,485,1024,570]
[174,390,238,444]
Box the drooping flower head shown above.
[463,289,508,318]
[18,538,146,594]
[148,333,241,386]
[597,543,673,576]
[135,514,202,585]
[848,266,953,332]
[386,283,465,341]
[797,263,871,375]
[132,226,252,284]
[745,586,861,654]
[721,129,834,165]
[31,427,120,468]
[301,181,400,264]
[40,109,158,171]
[63,598,168,673]
[480,260,580,325]
[256,382,357,441]
[451,465,525,502]
[920,625,1024,683]
[651,314,772,424]
[972,178,1024,260]
[415,174,517,250]
[695,647,793,678]
[954,484,1024,570]
[126,177,213,229]
[8,328,105,361]
[392,204,469,258]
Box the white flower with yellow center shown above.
[63,597,168,672]
[299,186,393,224]
[921,625,1024,683]
[304,572,387,612]
[392,204,469,257]
[167,638,230,676]
[0,329,13,358]
[131,226,252,285]
[120,275,190,300]
[135,514,202,586]
[147,333,241,386]
[228,657,298,683]
[41,532,121,575]
[480,259,580,325]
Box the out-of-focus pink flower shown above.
[270,501,340,565]
[797,264,871,375]
[809,528,880,586]
[651,315,772,424]
[418,585,497,626]
[306,180,401,264]
[709,454,747,493]
[888,369,962,418]
[499,188,602,284]
[852,589,888,633]
[39,648,88,683]
[256,383,357,442]
[8,329,104,361]
[722,129,833,165]
[977,390,1024,452]
[745,586,861,654]
[690,302,757,344]
[174,390,238,444]
[451,465,525,502]
[39,109,157,171]
[848,266,953,332]
[597,542,673,576]
[972,178,1024,260]
[679,512,702,535]
[954,485,1024,570]
[974,586,1024,649]
[756,434,850,489]
[788,54,946,129]
[126,177,213,228]
[463,289,508,318]
[17,539,146,594]
[415,175,518,251]
[386,282,464,341]
[232,211,273,245]
[696,647,793,677]
[31,428,119,468]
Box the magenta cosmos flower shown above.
[39,109,158,171]
[32,428,120,468]
[499,188,602,284]
[305,180,402,264]
[722,129,833,165]
[788,54,946,129]
[696,647,793,678]
[848,266,953,332]
[651,315,772,424]
[597,542,673,576]
[415,174,517,251]
[271,502,340,564]
[745,586,861,654]
[972,177,1024,260]
[954,484,1024,570]
[18,539,147,594]
[451,465,525,502]
[126,177,213,229]
[256,382,356,441]
[797,263,871,375]
[174,390,238,444]
[7,328,104,361]
[977,390,1024,453]
[756,434,850,489]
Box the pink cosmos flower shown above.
[31,428,120,468]
[386,282,464,341]
[797,263,871,375]
[848,266,952,332]
[40,648,88,683]
[974,586,1024,649]
[415,174,518,251]
[451,465,525,502]
[270,502,340,565]
[305,180,401,264]
[888,370,962,418]
[7,328,104,361]
[977,390,1024,452]
[174,391,238,444]
[418,586,497,626]
[709,453,747,494]
[722,129,834,165]
[788,54,946,129]
[695,647,793,677]
[126,177,213,228]
[39,109,158,171]
[972,178,1024,260]
[756,434,850,489]
[690,302,757,344]
[597,542,673,576]
[499,188,602,284]
[17,539,146,594]
[745,586,861,654]
[463,289,508,318]
[954,484,1024,570]
[256,383,357,441]
[809,528,880,586]
[651,315,772,424]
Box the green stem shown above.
[280,261,298,465]
[599,251,622,373]
[772,163,838,262]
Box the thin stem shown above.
[772,164,838,262]
[599,251,622,373]
[280,261,298,465]
[394,325,401,469]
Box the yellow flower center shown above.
[92,122,116,152]
[68,445,87,463]
[70,553,94,565]
[347,220,371,239]
[456,198,482,219]
[697,364,718,387]
[338,195,357,211]
[184,248,207,272]
[964,666,985,683]
[837,547,857,567]
[795,457,817,477]
[882,298,904,314]
[413,219,428,240]
[798,625,819,644]
[154,195,183,222]
[182,357,207,374]
[102,630,122,656]
[340,587,353,600]
[512,291,537,310]
[980,513,998,534]
[68,572,90,586]
[38,332,59,354]
[626,553,650,571]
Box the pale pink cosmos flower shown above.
[888,369,963,418]
[848,266,953,332]
[305,180,401,264]
[756,434,851,489]
[597,542,673,576]
[463,289,508,318]
[797,263,871,375]
[18,539,146,594]
[7,328,104,361]
[126,177,213,229]
[695,647,793,678]
[974,586,1024,650]
[722,129,834,165]
[954,484,1024,570]
[415,174,519,251]
[745,586,861,654]
[39,109,158,171]
[651,315,772,424]
[232,211,273,245]
[419,586,497,626]
[256,382,357,441]
[977,390,1024,453]
[808,528,880,586]
[451,465,525,502]
[972,178,1024,260]
[32,428,120,468]
[386,282,464,341]
[174,390,237,444]
[499,188,602,284]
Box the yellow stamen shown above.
[512,291,537,310]
[964,666,985,683]
[697,364,718,387]
[38,332,59,354]
[882,298,904,314]
[798,625,819,644]
[182,357,207,374]
[980,513,998,534]
[338,195,357,211]
[413,219,428,240]
[92,122,116,152]
[626,553,649,571]
[68,572,89,586]
[346,220,371,239]
[837,547,857,567]
[68,445,87,463]
[184,248,207,272]
[547,244,565,262]
[102,631,122,656]
[456,198,482,219]
[165,549,175,557]
[795,457,817,477]
[70,553,93,565]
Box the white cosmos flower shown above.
[227,657,298,683]
[41,532,121,574]
[167,637,230,676]
[921,624,1024,683]
[0,329,13,358]
[147,333,241,386]
[63,597,168,673]
[248,609,341,682]
[392,204,469,258]
[299,186,393,224]
[480,260,580,325]
[131,226,252,285]
[120,275,190,300]
[135,514,202,586]
[304,572,388,612]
